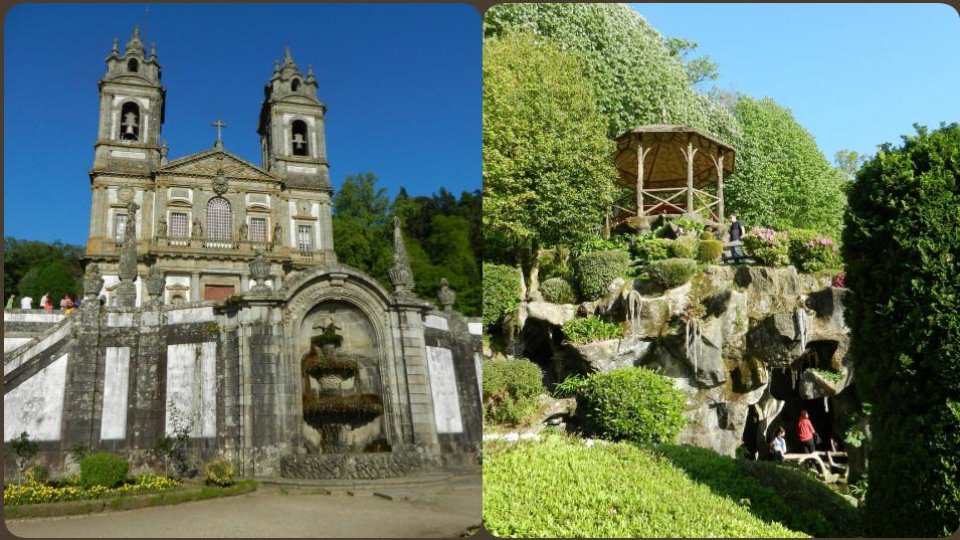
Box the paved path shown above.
[5,474,480,538]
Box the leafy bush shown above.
[696,239,723,263]
[669,236,698,259]
[573,235,627,257]
[699,230,715,241]
[538,277,577,304]
[574,250,631,301]
[79,452,129,489]
[646,258,697,289]
[842,123,960,537]
[561,316,624,344]
[482,263,521,328]
[582,368,686,444]
[483,434,802,537]
[538,246,573,280]
[23,465,49,485]
[482,358,544,425]
[630,235,672,264]
[743,226,789,266]
[203,459,236,487]
[787,228,840,272]
[671,217,705,236]
[654,444,861,537]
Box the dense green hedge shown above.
[539,277,577,304]
[574,250,631,300]
[669,236,698,259]
[482,358,544,425]
[482,263,521,328]
[843,123,960,537]
[582,367,686,444]
[561,316,623,344]
[646,258,697,289]
[630,236,673,264]
[483,435,803,537]
[80,452,129,489]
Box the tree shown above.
[842,123,960,536]
[834,149,867,181]
[332,173,394,286]
[484,4,738,142]
[4,237,84,304]
[726,96,848,236]
[664,37,719,89]
[483,32,616,296]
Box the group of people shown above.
[768,410,822,462]
[5,292,81,315]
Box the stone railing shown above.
[154,235,276,253]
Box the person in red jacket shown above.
[797,410,817,453]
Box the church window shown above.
[169,212,189,238]
[127,58,139,72]
[120,102,140,141]
[297,224,313,252]
[207,197,232,241]
[291,120,309,156]
[250,217,267,242]
[291,78,301,91]
[114,213,127,242]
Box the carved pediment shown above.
[160,150,279,184]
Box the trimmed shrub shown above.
[483,263,521,328]
[79,452,129,488]
[482,358,544,425]
[646,258,697,289]
[743,226,789,266]
[699,230,715,241]
[538,246,573,280]
[539,277,577,304]
[582,367,686,444]
[630,236,672,264]
[669,236,698,259]
[786,228,840,272]
[574,250,631,301]
[203,458,236,487]
[23,465,49,485]
[843,123,960,537]
[561,316,623,344]
[696,239,723,263]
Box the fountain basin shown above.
[279,452,440,479]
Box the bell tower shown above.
[92,25,166,173]
[257,47,330,190]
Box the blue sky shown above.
[631,3,960,163]
[3,3,480,244]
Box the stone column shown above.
[191,274,201,302]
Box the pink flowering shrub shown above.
[743,226,789,266]
[832,271,846,288]
[787,228,841,272]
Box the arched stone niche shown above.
[283,269,399,454]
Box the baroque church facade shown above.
[87,27,336,306]
[4,27,481,479]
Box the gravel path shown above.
[5,474,480,538]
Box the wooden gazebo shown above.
[612,124,735,229]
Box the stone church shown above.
[4,27,482,479]
[87,27,336,306]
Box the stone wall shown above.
[3,272,482,479]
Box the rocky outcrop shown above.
[516,264,856,458]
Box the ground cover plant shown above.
[483,434,804,537]
[561,316,623,344]
[653,444,860,537]
[3,474,178,506]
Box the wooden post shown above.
[686,141,695,216]
[717,152,725,224]
[636,138,645,218]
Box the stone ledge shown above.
[279,452,440,480]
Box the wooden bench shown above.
[722,240,746,263]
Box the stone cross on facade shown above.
[212,119,227,149]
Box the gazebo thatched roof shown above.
[613,125,736,191]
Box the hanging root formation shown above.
[685,317,702,381]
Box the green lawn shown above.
[483,434,859,537]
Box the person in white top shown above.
[40,292,50,309]
[20,296,33,310]
[770,426,787,463]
